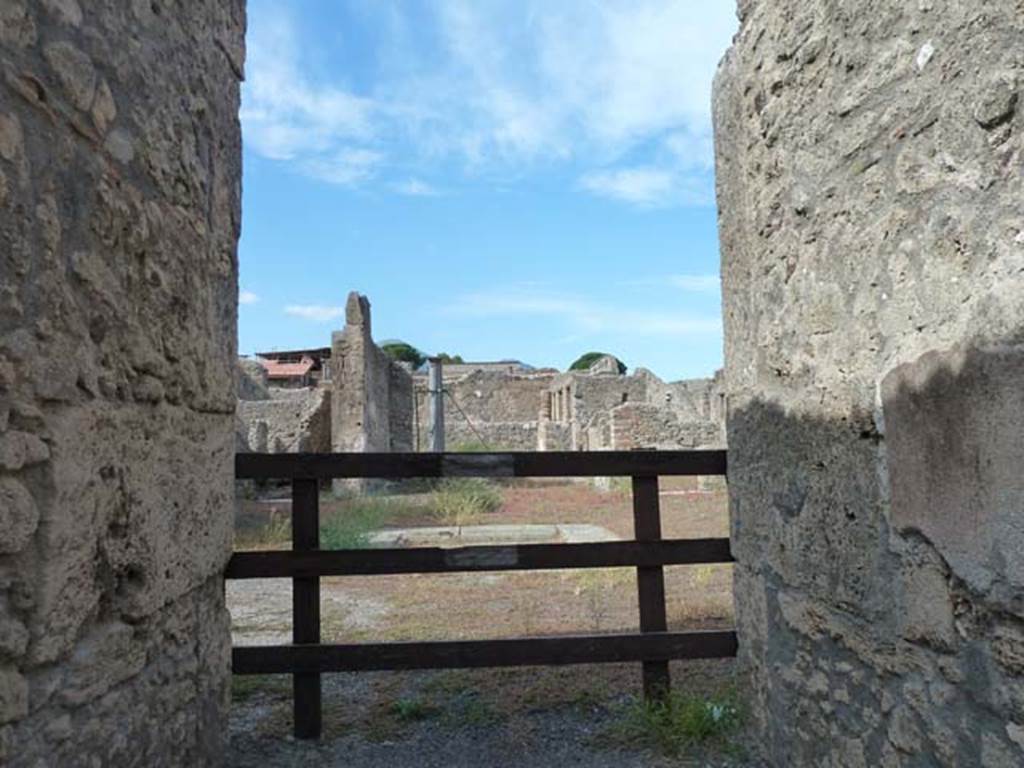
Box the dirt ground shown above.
[228,478,750,766]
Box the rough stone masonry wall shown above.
[0,2,243,766]
[237,386,331,454]
[609,403,723,451]
[414,370,555,451]
[715,1,1024,766]
[332,293,413,462]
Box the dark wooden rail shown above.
[229,450,733,740]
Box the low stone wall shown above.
[0,1,242,764]
[446,421,539,452]
[537,421,573,451]
[610,403,724,450]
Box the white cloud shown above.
[670,274,720,292]
[448,288,720,337]
[580,167,676,206]
[393,178,441,197]
[239,290,260,305]
[242,1,737,203]
[242,2,379,179]
[303,148,384,186]
[579,164,713,207]
[284,305,347,322]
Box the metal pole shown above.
[428,357,445,452]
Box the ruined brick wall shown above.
[0,2,243,765]
[715,1,1024,764]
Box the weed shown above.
[231,674,289,703]
[234,512,291,549]
[319,501,387,549]
[389,697,440,722]
[606,690,744,757]
[571,568,632,631]
[431,478,503,526]
[450,440,490,453]
[447,698,501,727]
[424,670,474,696]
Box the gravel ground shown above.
[227,665,762,768]
[229,709,754,768]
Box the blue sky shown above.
[238,1,738,381]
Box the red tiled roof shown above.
[259,356,314,379]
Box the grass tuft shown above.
[431,478,503,526]
[389,697,440,722]
[607,690,744,757]
[319,501,388,549]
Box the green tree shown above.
[382,341,426,368]
[569,352,627,374]
[436,353,465,364]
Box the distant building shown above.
[257,356,313,388]
[255,346,332,385]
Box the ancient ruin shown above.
[237,292,727,459]
[3,0,1022,765]
[715,1,1024,764]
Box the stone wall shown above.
[389,362,415,452]
[715,1,1024,765]
[331,293,414,489]
[0,2,242,765]
[414,369,555,451]
[237,386,331,454]
[609,403,724,451]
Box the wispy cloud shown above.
[670,274,720,292]
[393,178,441,197]
[241,4,375,164]
[241,1,736,205]
[579,167,675,206]
[239,290,260,305]
[284,304,347,322]
[448,288,720,337]
[303,148,384,186]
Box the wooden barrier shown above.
[229,450,733,740]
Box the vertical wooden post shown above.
[632,474,670,700]
[292,478,321,739]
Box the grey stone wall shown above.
[388,362,414,452]
[237,359,270,402]
[238,386,331,454]
[331,294,414,491]
[444,421,540,452]
[609,403,723,451]
[414,369,555,450]
[0,1,242,765]
[715,1,1024,765]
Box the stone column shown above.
[715,2,1024,766]
[0,2,243,765]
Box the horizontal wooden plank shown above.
[233,630,738,674]
[235,450,727,480]
[226,538,733,579]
